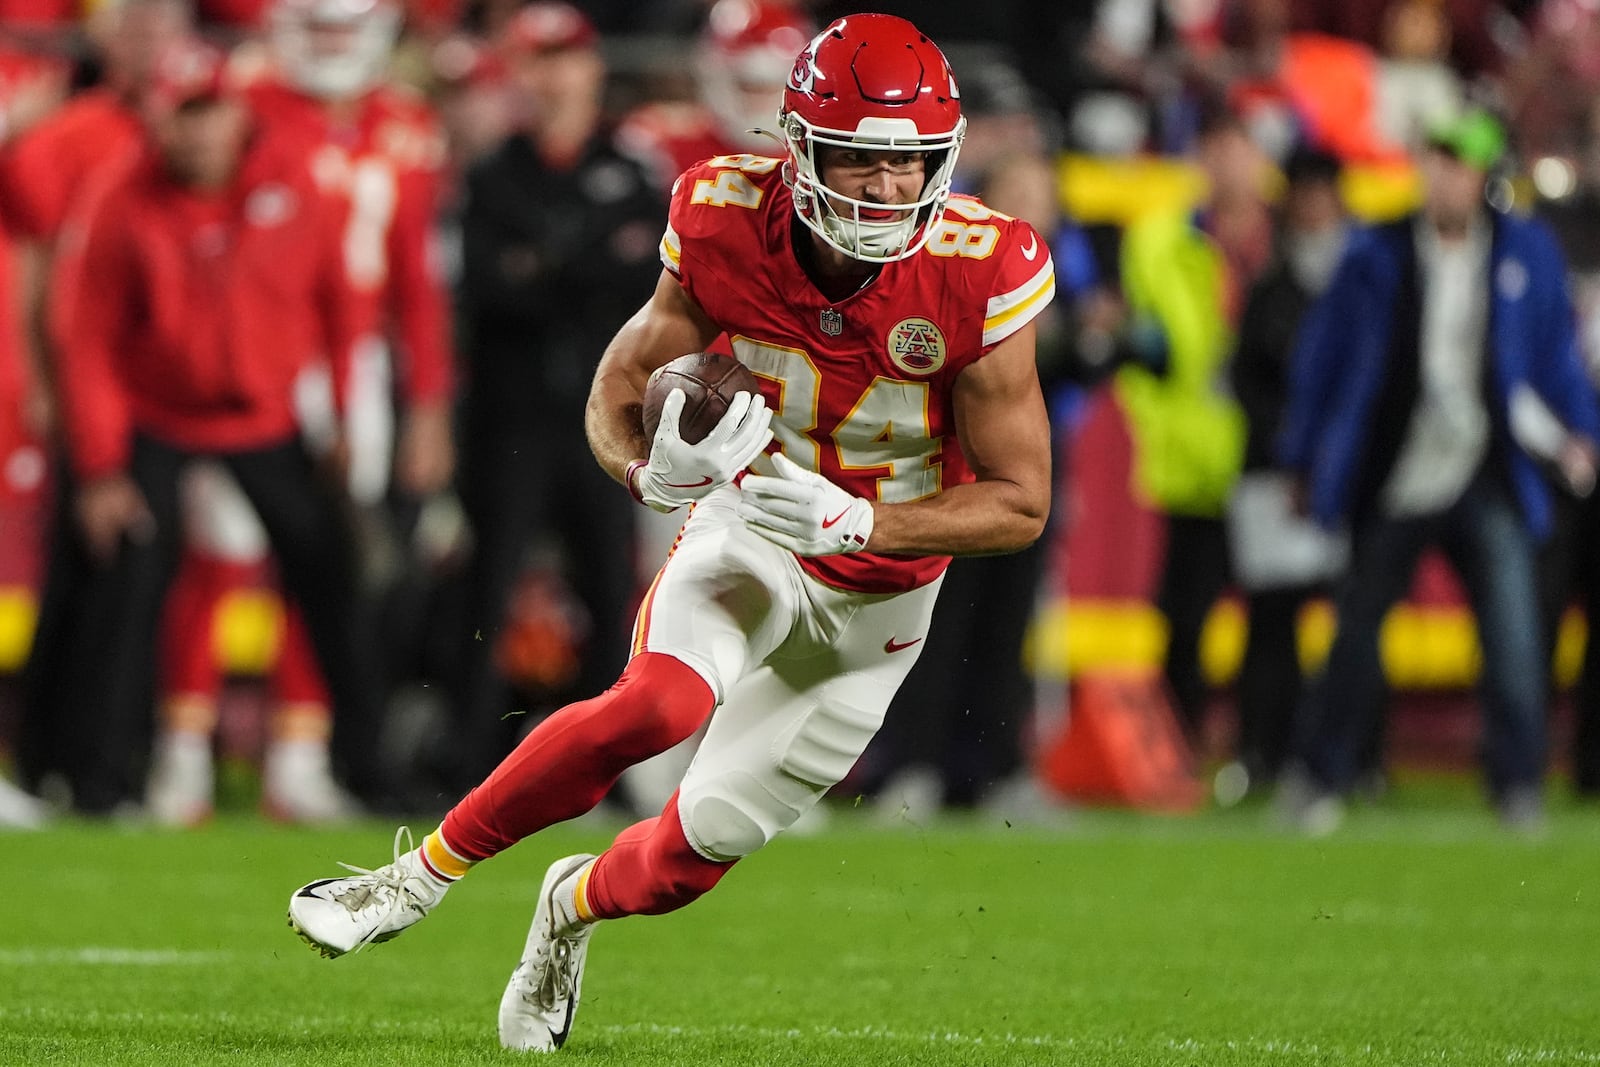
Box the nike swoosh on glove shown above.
[631,387,774,512]
[737,452,875,556]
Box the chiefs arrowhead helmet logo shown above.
[788,52,815,93]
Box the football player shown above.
[145,0,454,824]
[287,15,1056,1052]
[254,0,454,505]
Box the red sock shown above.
[583,792,733,919]
[441,652,714,861]
[270,602,331,710]
[161,553,260,705]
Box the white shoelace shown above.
[522,872,586,1011]
[532,937,580,1011]
[329,826,431,953]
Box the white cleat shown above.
[0,776,48,830]
[146,732,215,828]
[287,828,449,958]
[262,739,362,825]
[499,854,598,1053]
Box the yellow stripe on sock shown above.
[423,829,474,880]
[573,860,598,924]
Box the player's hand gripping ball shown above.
[629,352,773,513]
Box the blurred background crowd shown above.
[0,0,1596,835]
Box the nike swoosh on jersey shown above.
[821,509,849,529]
[1020,234,1039,260]
[662,475,714,489]
[883,636,923,654]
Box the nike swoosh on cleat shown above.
[548,997,575,1049]
[883,636,922,654]
[821,509,849,529]
[662,475,714,489]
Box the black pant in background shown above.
[863,543,1045,806]
[450,412,636,787]
[21,434,386,812]
[1538,487,1600,795]
[1157,514,1232,742]
[1236,585,1320,785]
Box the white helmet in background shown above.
[271,0,399,99]
[698,0,813,149]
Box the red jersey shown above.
[615,101,736,190]
[0,47,62,412]
[50,130,355,480]
[661,155,1056,594]
[247,79,453,405]
[0,0,77,30]
[0,88,142,242]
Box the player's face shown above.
[104,0,191,90]
[815,145,927,223]
[304,18,364,63]
[152,96,251,189]
[1285,178,1344,236]
[509,46,604,125]
[1421,147,1486,231]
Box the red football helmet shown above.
[270,0,399,99]
[781,14,965,263]
[698,0,813,148]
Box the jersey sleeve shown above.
[1,118,70,240]
[980,217,1056,351]
[383,113,454,407]
[49,180,136,479]
[658,162,713,282]
[657,156,780,308]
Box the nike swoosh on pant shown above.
[883,636,923,654]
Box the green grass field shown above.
[5,786,1600,1066]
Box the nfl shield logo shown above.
[820,308,843,336]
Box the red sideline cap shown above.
[148,38,235,112]
[500,2,598,55]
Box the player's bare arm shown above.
[866,319,1051,556]
[584,268,721,485]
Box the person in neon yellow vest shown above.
[1117,108,1269,740]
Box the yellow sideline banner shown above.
[1058,153,1423,225]
[1025,598,1588,689]
[0,587,1583,690]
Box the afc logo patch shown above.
[886,317,947,375]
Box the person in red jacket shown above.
[32,38,391,815]
[145,0,456,826]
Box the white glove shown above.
[737,452,875,556]
[629,387,773,513]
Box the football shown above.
[641,351,762,445]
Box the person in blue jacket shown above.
[1278,109,1600,832]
